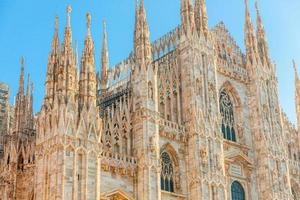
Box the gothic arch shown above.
[160,143,181,192]
[231,180,245,200]
[219,81,241,107]
[160,143,179,167]
[219,81,243,143]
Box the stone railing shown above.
[217,59,249,83]
[159,119,186,142]
[101,151,137,176]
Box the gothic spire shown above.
[62,5,74,61]
[181,0,195,35]
[45,16,61,104]
[52,16,59,55]
[134,0,139,49]
[15,57,26,133]
[58,5,77,102]
[194,0,208,37]
[18,57,25,97]
[134,0,152,70]
[101,20,109,88]
[255,1,270,66]
[79,13,96,109]
[200,0,208,37]
[194,0,202,35]
[244,0,258,66]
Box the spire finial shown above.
[55,15,58,31]
[245,0,250,17]
[136,0,139,11]
[101,19,109,85]
[255,0,263,26]
[18,56,25,96]
[103,19,107,35]
[66,5,72,27]
[21,56,24,71]
[86,13,91,36]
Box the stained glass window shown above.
[161,152,174,193]
[231,181,245,200]
[220,90,236,142]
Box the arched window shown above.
[161,152,174,193]
[231,181,245,200]
[220,90,236,142]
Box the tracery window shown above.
[231,181,245,200]
[219,90,236,142]
[161,152,174,193]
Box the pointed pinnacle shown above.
[103,20,107,42]
[21,56,24,72]
[18,56,25,95]
[66,5,72,27]
[255,0,263,25]
[55,15,58,32]
[87,13,91,36]
[245,0,250,17]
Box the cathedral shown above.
[0,0,299,199]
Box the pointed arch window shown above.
[161,152,174,193]
[220,90,236,142]
[231,181,245,200]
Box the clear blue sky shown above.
[0,0,300,124]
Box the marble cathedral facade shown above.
[0,0,300,199]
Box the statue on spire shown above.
[101,19,109,90]
[66,5,72,27]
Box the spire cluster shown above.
[244,0,270,67]
[44,5,97,112]
[181,0,208,37]
[14,57,34,134]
